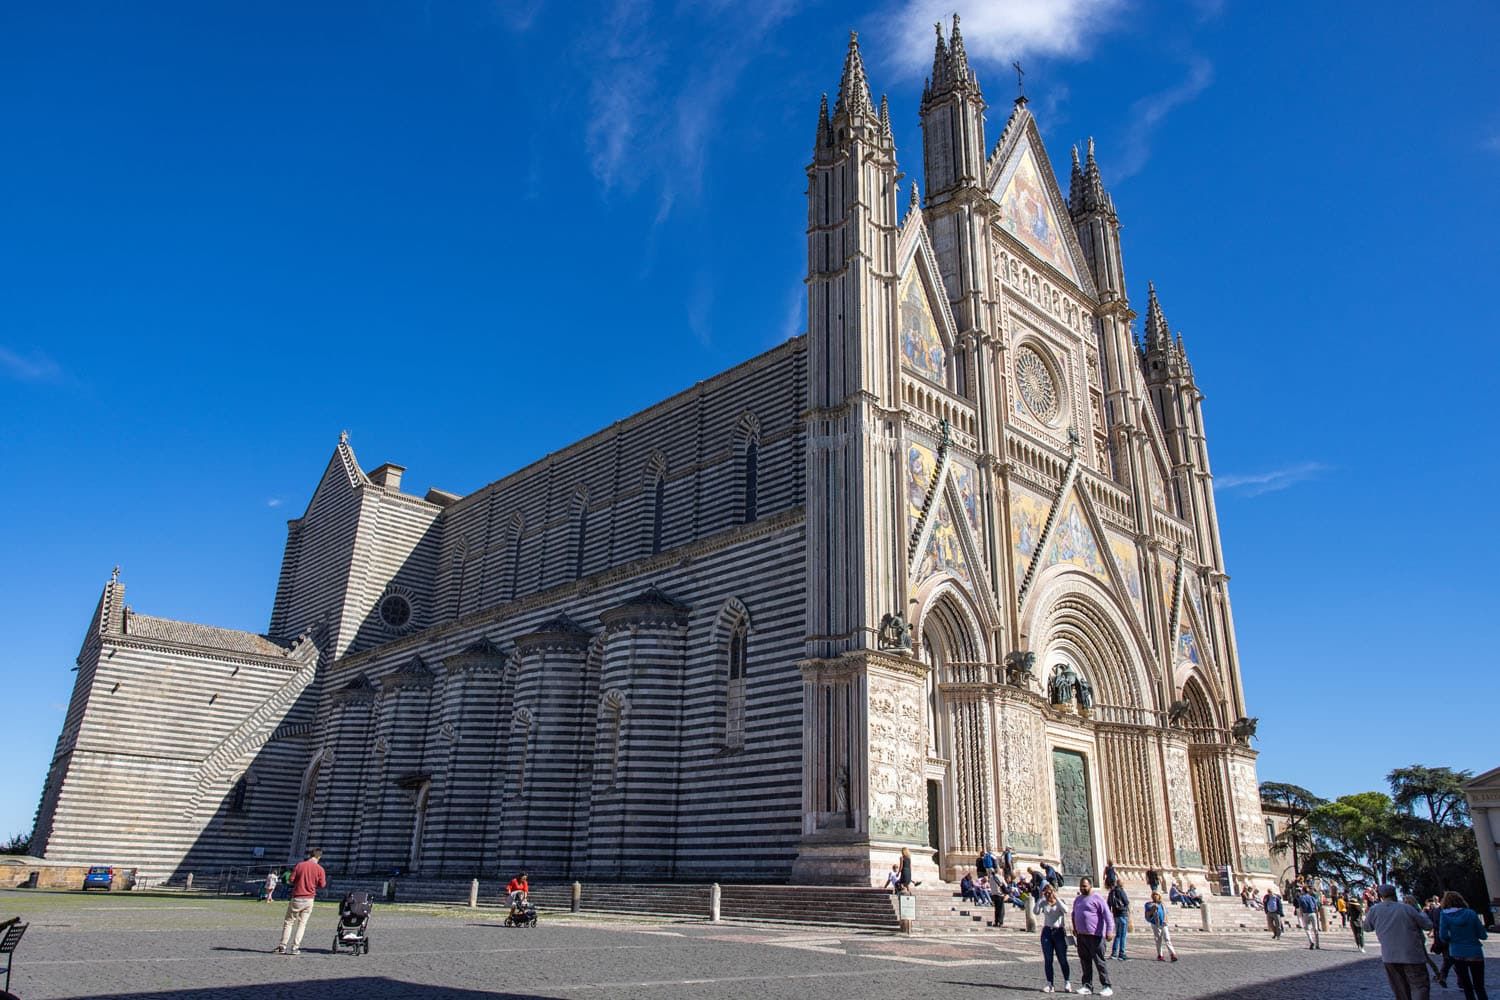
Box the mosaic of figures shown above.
[1010,489,1109,590]
[995,144,1079,283]
[1106,534,1146,623]
[1156,551,1203,668]
[899,268,947,386]
[906,442,983,585]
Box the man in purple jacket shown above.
[1071,877,1116,996]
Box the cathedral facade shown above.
[33,22,1272,887]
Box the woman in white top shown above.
[1033,883,1072,993]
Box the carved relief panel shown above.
[1229,756,1272,873]
[867,670,928,844]
[1163,741,1202,868]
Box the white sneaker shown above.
[1064,984,1074,994]
[1078,989,1092,996]
[1100,990,1114,997]
[1043,987,1054,994]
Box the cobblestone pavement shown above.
[4,890,1493,999]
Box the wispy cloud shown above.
[1112,57,1214,180]
[583,0,798,221]
[779,282,805,342]
[267,498,284,508]
[1217,461,1329,497]
[0,345,63,382]
[886,0,1127,77]
[1483,132,1500,156]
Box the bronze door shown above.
[1052,749,1097,883]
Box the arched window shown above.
[652,476,665,554]
[506,515,524,601]
[228,774,249,814]
[408,780,431,871]
[726,619,748,748]
[600,690,627,789]
[742,441,758,523]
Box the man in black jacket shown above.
[1108,882,1131,960]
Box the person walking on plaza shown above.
[898,846,919,892]
[1071,877,1115,996]
[1438,891,1488,1000]
[1425,896,1455,988]
[1145,891,1179,962]
[1002,845,1015,881]
[1337,894,1348,927]
[1347,894,1368,953]
[1103,860,1119,890]
[1364,884,1434,1000]
[1146,866,1161,894]
[263,868,278,903]
[1034,883,1073,994]
[272,848,326,955]
[1264,887,1285,939]
[978,847,997,882]
[1107,880,1131,960]
[1297,886,1322,949]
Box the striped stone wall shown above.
[34,586,319,878]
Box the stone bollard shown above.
[710,883,722,923]
[185,872,194,891]
[469,879,479,908]
[1200,901,1213,932]
[572,881,582,913]
[1024,896,1036,933]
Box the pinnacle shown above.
[814,92,832,151]
[878,94,892,140]
[833,30,874,121]
[1144,282,1172,350]
[949,14,972,83]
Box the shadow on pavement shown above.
[60,979,564,1000]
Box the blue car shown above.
[82,866,115,891]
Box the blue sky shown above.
[2,0,1497,839]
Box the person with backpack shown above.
[1347,894,1368,954]
[1108,881,1131,960]
[1145,891,1179,962]
[1438,890,1488,1000]
[1264,887,1285,939]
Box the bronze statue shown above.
[1049,664,1077,705]
[1167,700,1191,727]
[1231,716,1259,744]
[1074,675,1095,710]
[1004,650,1036,687]
[878,612,913,651]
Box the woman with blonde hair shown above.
[1033,882,1072,993]
[1438,891,1488,1000]
[1145,890,1179,961]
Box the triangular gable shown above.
[986,110,1091,293]
[298,435,367,520]
[1137,404,1177,515]
[914,487,973,587]
[895,218,960,389]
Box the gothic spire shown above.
[833,31,874,121]
[948,13,973,85]
[878,94,892,141]
[927,21,949,98]
[1144,282,1172,351]
[1068,136,1112,216]
[814,92,832,152]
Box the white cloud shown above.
[886,0,1127,77]
[1217,461,1328,497]
[267,498,284,508]
[1112,57,1214,180]
[0,345,63,382]
[583,0,798,219]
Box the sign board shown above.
[1217,864,1234,897]
[897,894,917,921]
[252,847,265,858]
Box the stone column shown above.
[1466,792,1500,911]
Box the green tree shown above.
[1388,765,1471,827]
[1387,765,1486,907]
[1305,792,1403,886]
[0,831,31,855]
[1260,781,1326,878]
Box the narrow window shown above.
[742,441,758,523]
[726,621,748,748]
[651,477,665,555]
[574,505,588,579]
[608,705,623,787]
[228,775,248,814]
[508,522,523,601]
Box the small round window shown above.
[379,594,412,630]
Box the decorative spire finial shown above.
[339,429,350,445]
[878,94,892,140]
[949,14,972,82]
[111,565,121,584]
[909,179,920,212]
[833,30,874,121]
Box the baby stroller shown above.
[504,897,538,928]
[332,891,372,955]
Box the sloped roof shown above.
[124,613,292,658]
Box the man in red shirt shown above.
[273,848,327,955]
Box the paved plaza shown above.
[4,890,1490,1000]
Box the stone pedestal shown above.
[791,651,939,886]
